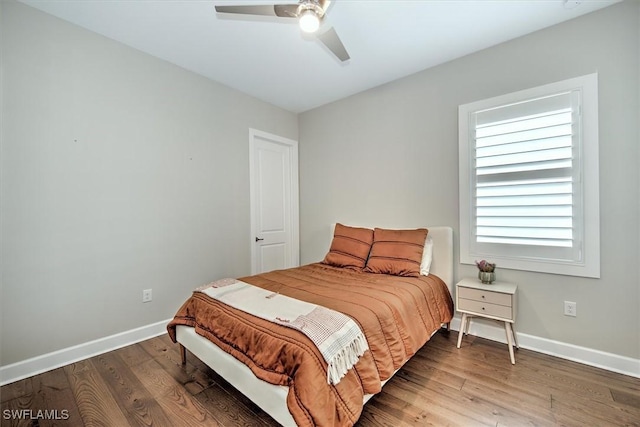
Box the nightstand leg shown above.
[457,313,467,348]
[505,322,516,364]
[511,323,519,349]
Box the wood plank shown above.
[91,351,175,426]
[357,399,409,427]
[0,370,79,427]
[424,333,640,426]
[551,391,640,427]
[378,377,493,426]
[416,344,553,406]
[0,378,32,403]
[461,379,553,426]
[192,383,271,427]
[63,359,131,426]
[137,336,215,395]
[141,334,281,425]
[2,329,637,427]
[0,395,35,427]
[193,366,282,426]
[423,335,605,407]
[359,391,463,427]
[611,387,640,409]
[115,344,220,426]
[30,367,82,427]
[399,351,466,391]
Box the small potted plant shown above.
[476,260,496,284]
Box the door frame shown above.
[249,128,299,274]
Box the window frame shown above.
[458,74,600,278]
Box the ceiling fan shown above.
[214,0,349,62]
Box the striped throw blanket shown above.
[196,278,369,385]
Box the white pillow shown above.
[420,235,433,276]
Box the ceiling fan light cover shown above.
[299,10,320,33]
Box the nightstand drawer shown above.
[458,298,513,320]
[457,286,512,306]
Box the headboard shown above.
[329,224,454,295]
[423,226,454,293]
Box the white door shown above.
[249,129,299,274]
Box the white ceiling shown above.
[21,0,620,113]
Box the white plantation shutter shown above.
[459,74,600,278]
[474,92,578,251]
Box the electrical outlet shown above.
[142,289,152,303]
[564,301,576,317]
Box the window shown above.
[459,74,600,278]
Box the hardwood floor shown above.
[2,330,639,426]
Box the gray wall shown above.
[2,0,638,368]
[299,1,639,359]
[1,1,298,365]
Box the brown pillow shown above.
[364,228,428,277]
[323,224,374,270]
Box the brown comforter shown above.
[167,263,453,426]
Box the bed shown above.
[167,225,454,426]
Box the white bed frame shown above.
[176,226,453,426]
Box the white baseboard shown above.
[2,316,638,386]
[450,316,640,379]
[0,318,172,386]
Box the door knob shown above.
[255,237,264,242]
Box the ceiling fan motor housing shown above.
[297,0,325,19]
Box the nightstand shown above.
[455,277,519,364]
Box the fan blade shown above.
[319,0,331,13]
[215,4,298,18]
[317,27,349,62]
[274,4,299,17]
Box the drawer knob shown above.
[482,295,485,299]
[482,307,485,310]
